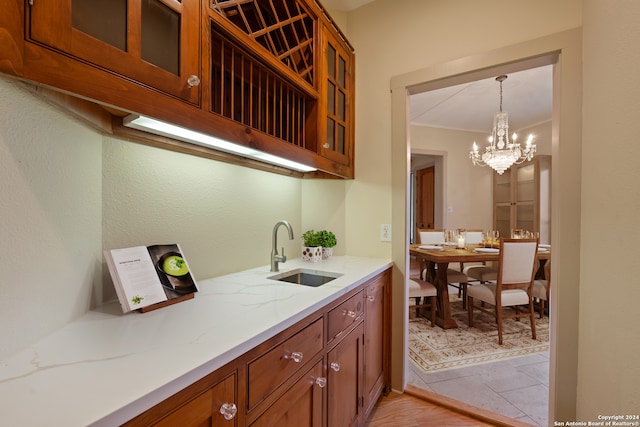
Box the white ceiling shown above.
[409,65,553,133]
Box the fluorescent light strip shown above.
[123,115,316,173]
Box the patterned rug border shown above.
[409,298,549,373]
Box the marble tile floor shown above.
[407,352,550,426]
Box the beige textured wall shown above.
[102,138,305,303]
[340,0,583,422]
[343,0,580,258]
[579,0,640,418]
[0,78,102,360]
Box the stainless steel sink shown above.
[268,268,343,287]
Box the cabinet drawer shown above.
[327,290,364,343]
[152,390,213,427]
[248,318,323,409]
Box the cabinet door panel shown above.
[320,26,353,166]
[28,0,200,103]
[249,361,323,427]
[363,271,388,415]
[328,322,364,427]
[211,374,239,427]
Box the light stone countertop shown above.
[0,256,392,427]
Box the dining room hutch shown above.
[493,155,551,243]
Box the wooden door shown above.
[363,271,389,417]
[28,0,201,103]
[327,322,364,427]
[319,25,354,167]
[249,361,323,427]
[415,166,435,229]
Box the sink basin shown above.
[268,268,343,287]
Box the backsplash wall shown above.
[0,75,345,361]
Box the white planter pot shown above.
[322,247,333,260]
[302,246,322,262]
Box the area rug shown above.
[409,297,549,373]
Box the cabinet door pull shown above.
[366,295,375,302]
[315,377,327,388]
[219,402,237,420]
[187,75,201,87]
[330,362,340,372]
[342,309,356,318]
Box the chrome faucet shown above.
[271,220,294,272]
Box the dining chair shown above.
[460,229,499,284]
[408,278,437,326]
[417,229,445,245]
[417,229,470,305]
[533,260,551,318]
[466,238,539,345]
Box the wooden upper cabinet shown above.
[4,0,356,177]
[208,0,355,176]
[28,0,201,104]
[319,25,354,167]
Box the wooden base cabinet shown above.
[123,269,390,427]
[327,322,365,427]
[249,361,324,427]
[123,369,241,427]
[363,270,390,416]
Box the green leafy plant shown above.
[301,229,322,247]
[316,230,337,248]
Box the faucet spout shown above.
[271,220,295,272]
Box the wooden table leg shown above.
[425,261,458,329]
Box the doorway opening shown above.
[405,63,554,426]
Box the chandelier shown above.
[469,75,536,175]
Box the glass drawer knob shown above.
[219,402,237,420]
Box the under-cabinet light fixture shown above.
[123,115,317,173]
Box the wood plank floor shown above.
[365,386,536,427]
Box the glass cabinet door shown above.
[320,27,353,166]
[493,158,550,239]
[493,170,512,238]
[515,164,536,232]
[29,0,200,103]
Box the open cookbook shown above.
[104,243,198,313]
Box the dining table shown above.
[409,243,551,329]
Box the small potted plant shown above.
[301,229,323,262]
[317,230,337,259]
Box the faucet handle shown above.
[281,247,287,262]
